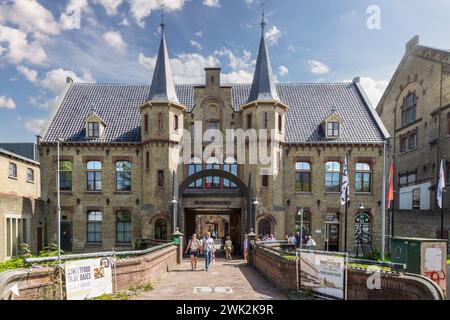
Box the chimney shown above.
[205,67,221,89]
[405,35,419,54]
[66,76,73,84]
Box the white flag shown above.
[340,155,349,206]
[437,159,446,209]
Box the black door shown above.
[61,222,73,252]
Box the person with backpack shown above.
[185,234,201,270]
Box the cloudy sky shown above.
[1,0,450,142]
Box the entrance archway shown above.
[178,169,252,251]
[178,169,249,198]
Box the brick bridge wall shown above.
[1,245,177,300]
[253,246,444,300]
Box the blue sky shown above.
[1,0,450,142]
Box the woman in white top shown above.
[185,234,201,270]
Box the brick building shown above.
[377,36,450,240]
[38,19,388,254]
[0,145,44,261]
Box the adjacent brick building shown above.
[377,36,450,240]
[38,20,389,254]
[0,145,44,261]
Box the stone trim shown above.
[82,155,104,162]
[324,156,343,163]
[85,206,103,212]
[355,157,376,164]
[52,155,74,162]
[112,156,133,163]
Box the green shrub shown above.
[0,257,28,273]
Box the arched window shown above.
[116,161,132,191]
[354,213,371,244]
[325,161,341,192]
[205,157,220,189]
[155,219,168,240]
[188,157,203,188]
[258,218,272,238]
[401,93,417,126]
[87,161,102,191]
[223,157,238,188]
[355,163,371,193]
[295,162,311,192]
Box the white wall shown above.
[399,182,431,210]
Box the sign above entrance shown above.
[194,200,231,206]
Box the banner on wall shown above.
[65,257,113,300]
[299,251,346,299]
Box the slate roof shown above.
[42,82,386,144]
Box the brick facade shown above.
[377,36,450,239]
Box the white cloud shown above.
[221,70,253,84]
[214,48,254,72]
[41,68,94,94]
[195,31,203,37]
[139,52,219,83]
[358,77,389,107]
[0,25,47,65]
[203,0,220,7]
[0,96,16,109]
[308,60,330,75]
[60,0,93,30]
[119,18,130,26]
[265,26,281,46]
[287,45,296,53]
[17,65,38,83]
[129,0,186,27]
[24,118,46,134]
[0,0,60,35]
[95,0,124,15]
[278,65,289,77]
[190,40,202,51]
[103,31,127,53]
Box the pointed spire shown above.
[247,3,279,103]
[148,9,179,104]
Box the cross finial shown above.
[260,0,266,30]
[160,4,165,30]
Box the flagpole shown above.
[441,190,444,240]
[344,187,348,253]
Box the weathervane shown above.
[260,0,266,30]
[160,3,165,30]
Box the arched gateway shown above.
[175,169,254,251]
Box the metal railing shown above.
[24,241,175,264]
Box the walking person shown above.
[202,232,215,271]
[288,233,297,246]
[306,235,316,251]
[185,234,201,270]
[224,236,233,261]
[243,235,249,263]
[295,232,301,248]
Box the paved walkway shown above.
[132,258,287,300]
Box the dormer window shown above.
[85,111,106,139]
[327,122,340,137]
[88,122,100,138]
[323,110,342,139]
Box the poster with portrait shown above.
[299,252,345,299]
[65,257,113,300]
